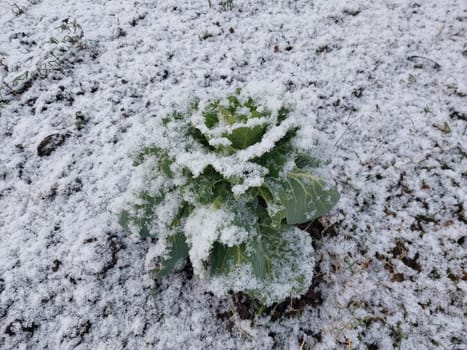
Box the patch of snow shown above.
[1,0,466,349]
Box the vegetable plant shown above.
[119,88,339,305]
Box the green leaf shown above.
[170,203,193,228]
[189,97,200,112]
[154,232,189,278]
[183,166,232,206]
[162,111,185,125]
[202,109,219,128]
[209,223,315,305]
[160,157,174,178]
[118,210,131,232]
[253,128,297,177]
[210,221,308,285]
[210,242,249,275]
[210,222,284,281]
[132,147,175,179]
[225,124,267,150]
[137,191,166,208]
[244,97,257,111]
[257,186,286,227]
[248,234,274,278]
[172,111,185,120]
[277,106,290,124]
[276,171,340,225]
[209,235,274,280]
[133,146,161,166]
[294,154,322,169]
[226,95,241,114]
[188,126,213,149]
[123,192,166,238]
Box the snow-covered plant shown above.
[119,89,339,305]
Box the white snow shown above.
[184,206,230,276]
[0,0,466,349]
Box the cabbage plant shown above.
[119,89,339,305]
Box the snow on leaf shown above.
[281,171,340,225]
[153,232,189,278]
[210,242,249,276]
[224,124,268,150]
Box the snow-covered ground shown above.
[0,0,466,349]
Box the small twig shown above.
[226,296,256,339]
[407,55,441,70]
[2,81,14,93]
[333,113,365,150]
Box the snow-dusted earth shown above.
[1,0,466,349]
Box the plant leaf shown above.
[210,238,273,280]
[202,108,219,128]
[225,124,267,150]
[170,202,193,228]
[160,157,174,178]
[277,106,290,124]
[248,234,274,278]
[154,232,189,278]
[133,147,175,179]
[257,186,286,227]
[183,166,232,206]
[294,154,322,169]
[209,224,315,305]
[210,242,249,275]
[210,222,285,281]
[120,192,166,238]
[118,210,131,232]
[277,171,340,225]
[188,126,213,149]
[253,128,297,177]
[133,146,161,166]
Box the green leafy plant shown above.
[120,89,339,305]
